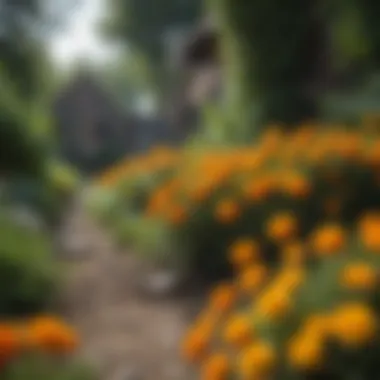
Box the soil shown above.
[56,196,203,380]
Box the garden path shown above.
[57,193,201,380]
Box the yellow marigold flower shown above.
[330,303,377,347]
[228,239,259,268]
[215,199,240,224]
[256,289,291,320]
[181,328,209,363]
[287,333,324,370]
[239,341,276,377]
[340,263,377,290]
[272,267,305,293]
[222,314,253,348]
[201,353,230,380]
[310,224,346,256]
[238,265,267,293]
[266,212,298,242]
[358,212,380,251]
[302,314,332,336]
[209,283,236,312]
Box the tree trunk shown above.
[208,0,327,141]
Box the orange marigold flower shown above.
[340,263,377,290]
[188,181,213,202]
[228,239,259,268]
[287,333,324,370]
[243,178,272,202]
[222,314,253,348]
[209,283,236,312]
[214,199,240,224]
[358,212,380,251]
[330,303,377,347]
[181,328,209,363]
[310,224,346,256]
[266,212,298,242]
[193,310,220,336]
[271,267,305,293]
[201,353,230,380]
[239,341,276,377]
[281,174,311,199]
[0,324,18,363]
[302,314,332,336]
[256,289,291,320]
[27,316,79,354]
[238,265,267,293]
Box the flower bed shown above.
[181,215,380,379]
[91,122,380,280]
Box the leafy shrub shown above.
[46,161,79,200]
[0,215,57,316]
[2,161,79,228]
[181,215,380,380]
[0,85,44,178]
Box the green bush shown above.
[0,215,57,316]
[2,160,79,228]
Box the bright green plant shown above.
[0,214,57,316]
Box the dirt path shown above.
[56,196,200,380]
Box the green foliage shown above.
[113,215,172,261]
[1,355,96,380]
[0,215,57,316]
[46,161,79,199]
[0,78,45,178]
[320,73,380,123]
[209,0,320,138]
[353,0,380,67]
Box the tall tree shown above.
[208,0,328,141]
